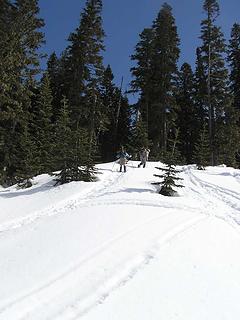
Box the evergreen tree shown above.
[64,0,106,167]
[194,47,208,132]
[176,63,198,164]
[66,0,105,124]
[53,97,74,184]
[115,92,132,152]
[228,23,240,115]
[14,0,45,81]
[32,73,53,174]
[215,98,240,167]
[129,113,149,160]
[14,124,36,188]
[163,127,183,165]
[47,52,64,122]
[153,163,184,196]
[99,65,120,161]
[199,0,230,165]
[0,0,44,185]
[194,124,210,170]
[130,3,180,159]
[130,27,154,132]
[0,0,12,183]
[228,23,240,166]
[149,3,180,157]
[153,121,183,195]
[149,3,180,156]
[53,97,72,172]
[53,97,98,184]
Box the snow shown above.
[0,161,240,320]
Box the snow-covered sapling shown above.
[153,163,184,196]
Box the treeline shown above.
[0,0,239,188]
[0,0,131,187]
[131,1,240,167]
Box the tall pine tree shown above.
[0,0,44,185]
[130,27,154,138]
[176,63,197,164]
[64,0,106,178]
[32,73,53,174]
[199,0,236,165]
[228,23,240,166]
[150,3,180,158]
[131,3,180,159]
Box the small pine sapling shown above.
[153,128,184,196]
[153,163,184,196]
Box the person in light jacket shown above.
[138,147,150,168]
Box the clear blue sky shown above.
[39,0,240,101]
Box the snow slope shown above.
[0,162,240,320]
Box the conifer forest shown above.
[0,0,240,187]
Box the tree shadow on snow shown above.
[0,180,55,198]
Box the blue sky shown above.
[39,0,240,101]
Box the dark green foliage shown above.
[200,0,230,165]
[52,97,72,172]
[15,125,36,188]
[228,23,240,166]
[228,23,240,114]
[63,0,107,169]
[153,127,184,196]
[66,0,105,125]
[130,28,154,134]
[162,128,183,165]
[115,93,132,152]
[3,0,240,188]
[54,97,97,185]
[99,65,131,162]
[176,63,198,164]
[98,65,116,161]
[129,114,149,160]
[32,73,54,174]
[130,28,154,95]
[194,47,208,148]
[131,3,180,158]
[153,164,184,196]
[215,101,240,167]
[0,0,45,187]
[47,52,65,122]
[194,125,210,170]
[149,3,180,157]
[54,126,98,185]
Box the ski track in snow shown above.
[1,163,240,319]
[56,215,207,320]
[0,165,206,235]
[183,167,240,227]
[0,212,206,320]
[0,168,127,234]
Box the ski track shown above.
[1,165,240,319]
[0,212,206,320]
[183,167,240,228]
[0,166,206,235]
[57,215,207,320]
[0,168,127,234]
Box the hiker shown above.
[138,147,150,168]
[116,147,131,172]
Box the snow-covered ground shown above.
[0,161,240,320]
